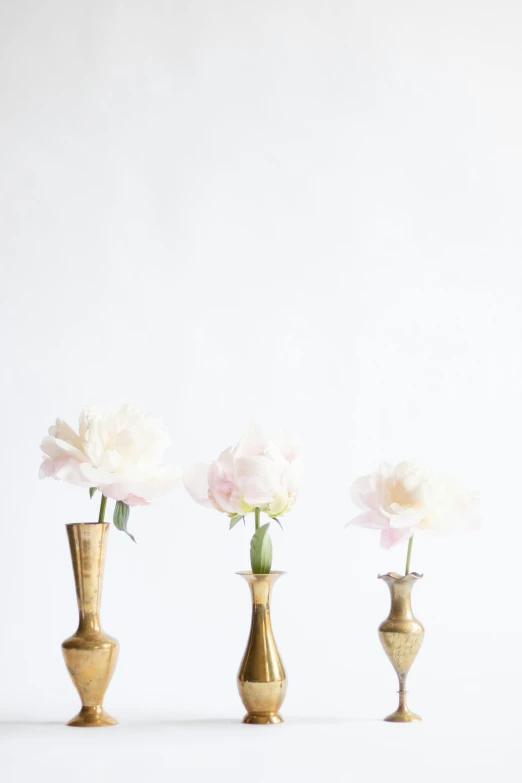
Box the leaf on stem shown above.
[250,522,272,574]
[89,487,96,499]
[113,501,136,543]
[229,514,244,530]
[272,517,283,530]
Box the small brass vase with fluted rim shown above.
[62,522,119,727]
[237,571,287,724]
[378,571,424,722]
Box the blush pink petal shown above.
[123,494,150,507]
[100,483,133,502]
[182,462,213,507]
[234,456,279,506]
[39,457,66,479]
[380,526,414,549]
[207,460,239,513]
[346,509,390,530]
[233,423,271,459]
[282,460,304,497]
[350,475,381,513]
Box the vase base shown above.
[384,709,422,723]
[67,706,118,727]
[243,713,284,725]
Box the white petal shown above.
[350,474,381,512]
[233,423,270,459]
[48,419,82,450]
[182,462,213,507]
[388,508,426,529]
[234,456,279,506]
[40,435,85,462]
[281,459,304,497]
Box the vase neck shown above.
[385,580,417,621]
[250,579,273,609]
[237,572,284,610]
[66,523,108,634]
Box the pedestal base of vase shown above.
[67,706,118,727]
[243,713,284,725]
[384,692,422,723]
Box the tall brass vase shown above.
[378,572,424,723]
[237,571,287,724]
[62,523,119,727]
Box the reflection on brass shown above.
[237,571,287,724]
[378,572,424,723]
[62,523,119,727]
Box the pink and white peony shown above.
[183,424,303,519]
[347,460,479,549]
[40,405,181,506]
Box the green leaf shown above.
[89,487,97,499]
[229,514,243,530]
[113,501,136,543]
[250,522,272,574]
[272,517,283,530]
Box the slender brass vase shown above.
[62,523,119,727]
[378,572,424,723]
[237,571,287,724]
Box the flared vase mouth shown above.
[378,571,424,582]
[236,570,287,578]
[65,522,111,528]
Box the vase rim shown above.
[378,571,423,581]
[65,522,111,528]
[236,570,287,577]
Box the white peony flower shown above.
[183,424,303,518]
[347,460,480,549]
[39,404,181,506]
[183,423,303,574]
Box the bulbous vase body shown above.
[62,523,119,727]
[237,571,287,724]
[378,572,424,722]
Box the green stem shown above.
[405,535,414,576]
[98,494,107,524]
[254,507,260,531]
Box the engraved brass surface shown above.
[378,572,424,723]
[62,523,119,727]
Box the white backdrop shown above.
[1,1,522,780]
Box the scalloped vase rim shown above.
[378,571,424,581]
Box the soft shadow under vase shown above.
[237,571,287,724]
[378,572,424,723]
[62,523,119,727]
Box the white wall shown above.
[1,0,521,721]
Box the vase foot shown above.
[243,713,284,725]
[384,708,422,723]
[67,706,118,727]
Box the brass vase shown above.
[62,523,119,727]
[378,572,424,723]
[237,571,287,724]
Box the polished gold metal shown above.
[378,572,424,723]
[237,571,287,724]
[62,523,119,727]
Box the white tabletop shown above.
[1,700,519,783]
